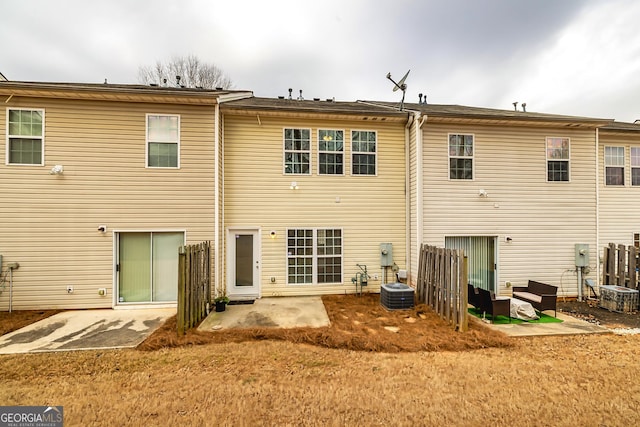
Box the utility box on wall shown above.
[575,243,590,267]
[380,243,393,267]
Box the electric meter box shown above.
[380,243,393,267]
[575,243,590,267]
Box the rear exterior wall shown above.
[420,122,598,296]
[222,113,406,296]
[0,97,216,309]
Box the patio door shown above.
[117,232,184,304]
[227,229,260,299]
[445,236,496,292]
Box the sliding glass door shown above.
[445,236,496,292]
[118,232,184,304]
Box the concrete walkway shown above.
[484,311,611,337]
[0,308,175,354]
[199,296,330,331]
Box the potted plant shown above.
[214,294,230,312]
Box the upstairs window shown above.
[546,137,570,182]
[449,134,473,180]
[605,146,625,186]
[7,108,44,165]
[318,129,344,175]
[351,130,376,175]
[631,147,640,186]
[147,114,179,168]
[284,128,310,174]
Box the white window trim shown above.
[630,146,640,186]
[545,136,571,183]
[6,107,45,166]
[350,129,377,177]
[283,127,312,175]
[604,145,625,186]
[286,227,344,285]
[317,129,345,176]
[447,133,475,181]
[145,113,181,169]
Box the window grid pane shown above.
[449,134,473,180]
[546,138,570,181]
[287,228,342,285]
[351,131,376,175]
[284,128,310,174]
[147,115,179,168]
[547,161,569,182]
[287,229,313,284]
[319,130,344,175]
[317,229,342,284]
[7,109,44,165]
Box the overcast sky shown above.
[2,0,640,122]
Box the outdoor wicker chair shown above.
[478,288,511,323]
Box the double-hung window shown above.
[631,147,640,186]
[351,130,376,175]
[449,134,473,180]
[284,128,310,174]
[605,146,625,186]
[318,129,344,175]
[147,114,180,168]
[546,137,570,182]
[7,108,44,165]
[287,228,342,284]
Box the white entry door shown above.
[227,229,260,298]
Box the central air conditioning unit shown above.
[380,283,415,310]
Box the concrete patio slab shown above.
[198,296,330,331]
[485,311,612,337]
[0,308,175,354]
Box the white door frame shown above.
[226,227,261,299]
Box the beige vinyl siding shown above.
[420,122,597,296]
[598,131,640,256]
[0,97,216,309]
[223,114,406,296]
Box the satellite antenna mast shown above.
[386,69,410,111]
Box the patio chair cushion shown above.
[512,291,542,304]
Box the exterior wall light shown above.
[290,181,299,190]
[50,165,64,175]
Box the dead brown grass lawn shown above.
[138,294,513,352]
[2,335,640,426]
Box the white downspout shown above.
[595,127,600,289]
[214,104,221,296]
[404,112,415,285]
[416,114,427,252]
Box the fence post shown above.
[177,246,186,336]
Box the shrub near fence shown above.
[177,241,212,335]
[416,244,468,332]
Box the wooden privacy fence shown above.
[177,241,212,335]
[602,243,639,291]
[416,244,468,332]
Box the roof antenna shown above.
[386,70,410,111]
[512,101,518,111]
[298,89,304,101]
[521,102,527,112]
[288,88,293,100]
